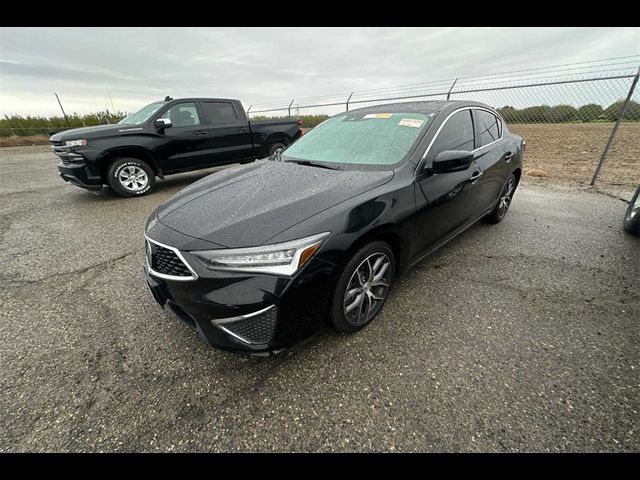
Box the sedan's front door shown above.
[412,109,481,259]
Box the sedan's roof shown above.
[343,100,493,116]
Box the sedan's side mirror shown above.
[154,118,172,131]
[431,150,474,173]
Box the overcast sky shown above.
[0,27,638,117]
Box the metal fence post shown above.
[246,105,252,117]
[54,93,71,128]
[346,92,354,111]
[288,99,294,118]
[590,66,640,185]
[446,78,458,100]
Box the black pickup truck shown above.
[50,97,302,196]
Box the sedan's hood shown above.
[49,123,141,142]
[157,160,394,247]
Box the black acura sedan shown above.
[144,100,524,355]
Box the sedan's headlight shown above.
[190,232,330,276]
[64,139,87,147]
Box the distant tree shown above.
[577,104,604,122]
[253,114,329,128]
[547,105,578,123]
[497,106,522,123]
[519,105,552,123]
[604,100,640,121]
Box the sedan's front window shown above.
[282,111,433,170]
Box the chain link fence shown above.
[2,56,638,188]
[248,56,640,188]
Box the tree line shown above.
[497,100,640,124]
[0,111,330,137]
[2,101,638,138]
[0,110,127,137]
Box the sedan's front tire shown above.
[329,241,395,333]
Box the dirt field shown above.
[509,123,639,188]
[0,135,49,147]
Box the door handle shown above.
[504,151,514,162]
[469,170,483,182]
[194,131,207,135]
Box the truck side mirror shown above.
[154,118,172,131]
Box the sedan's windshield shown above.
[118,101,165,125]
[282,111,434,170]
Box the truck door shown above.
[154,101,215,172]
[198,101,254,165]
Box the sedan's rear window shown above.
[282,112,433,169]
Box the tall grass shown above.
[252,114,329,128]
[0,110,127,137]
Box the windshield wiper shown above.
[285,159,342,171]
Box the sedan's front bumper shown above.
[143,248,341,355]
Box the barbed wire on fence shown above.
[247,55,640,115]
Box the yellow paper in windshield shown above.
[363,113,393,119]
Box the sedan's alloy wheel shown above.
[498,176,516,217]
[343,252,392,326]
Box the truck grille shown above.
[50,142,84,165]
[146,239,195,279]
[214,306,277,345]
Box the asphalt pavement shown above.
[0,146,638,452]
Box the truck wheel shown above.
[107,158,156,197]
[267,142,287,157]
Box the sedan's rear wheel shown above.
[329,241,395,333]
[485,173,517,224]
[623,185,640,236]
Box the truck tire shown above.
[267,142,287,157]
[107,158,156,197]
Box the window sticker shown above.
[398,118,425,128]
[363,113,393,119]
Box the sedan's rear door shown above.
[471,109,513,215]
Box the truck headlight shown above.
[64,139,87,147]
[190,232,330,276]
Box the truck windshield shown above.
[118,101,165,125]
[281,111,433,170]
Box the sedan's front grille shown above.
[146,239,195,279]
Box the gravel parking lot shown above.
[0,146,638,452]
